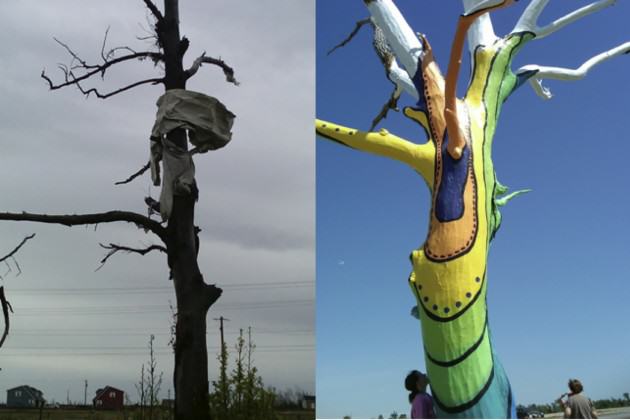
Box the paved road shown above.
[601,406,630,419]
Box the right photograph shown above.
[316,1,630,419]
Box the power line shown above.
[11,299,314,316]
[3,344,314,351]
[0,348,315,357]
[11,329,313,337]
[8,281,314,295]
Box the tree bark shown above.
[159,1,222,418]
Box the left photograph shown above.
[0,1,314,419]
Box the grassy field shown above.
[0,408,315,420]
[0,408,154,420]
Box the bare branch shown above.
[42,50,162,86]
[42,36,163,98]
[369,85,400,131]
[513,0,615,39]
[116,161,151,185]
[71,76,164,99]
[142,0,164,22]
[0,287,13,348]
[0,211,166,242]
[97,243,167,270]
[517,42,630,99]
[0,234,35,265]
[327,18,372,56]
[185,52,239,85]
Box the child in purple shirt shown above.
[405,370,436,419]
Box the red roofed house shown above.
[93,386,124,410]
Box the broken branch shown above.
[327,18,372,56]
[142,0,164,22]
[115,161,151,185]
[0,287,13,348]
[184,52,239,85]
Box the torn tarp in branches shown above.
[150,89,235,220]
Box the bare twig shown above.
[327,18,372,56]
[0,234,35,265]
[116,145,204,187]
[116,161,151,185]
[185,52,239,85]
[0,286,13,348]
[370,86,400,131]
[0,211,166,242]
[97,243,167,270]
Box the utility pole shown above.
[214,316,230,416]
[84,379,87,406]
[214,316,229,350]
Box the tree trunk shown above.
[169,189,220,419]
[159,1,221,419]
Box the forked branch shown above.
[41,35,164,99]
[97,243,167,270]
[513,0,616,39]
[517,42,630,99]
[444,0,515,159]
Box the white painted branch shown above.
[517,41,630,99]
[364,0,424,79]
[513,0,616,39]
[388,60,420,100]
[464,0,507,15]
[462,0,499,52]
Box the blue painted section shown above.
[434,355,514,419]
[411,57,427,112]
[435,132,470,222]
[514,69,538,92]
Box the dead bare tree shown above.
[0,1,238,419]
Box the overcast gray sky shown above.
[0,0,314,404]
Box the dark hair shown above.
[568,379,583,393]
[405,370,423,403]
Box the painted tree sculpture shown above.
[316,0,629,418]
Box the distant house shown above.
[302,394,315,410]
[93,386,124,410]
[6,385,45,408]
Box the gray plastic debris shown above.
[149,89,235,220]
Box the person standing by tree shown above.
[405,371,435,419]
[556,379,598,419]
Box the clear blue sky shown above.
[316,1,630,418]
